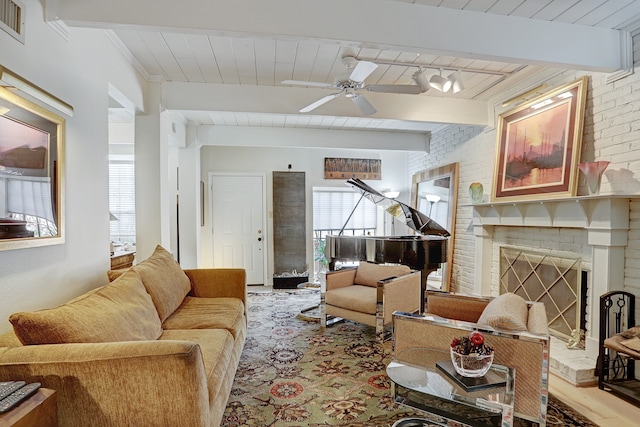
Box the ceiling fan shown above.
[282,56,425,115]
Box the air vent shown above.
[0,0,25,44]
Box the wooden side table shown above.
[110,251,135,270]
[0,388,57,427]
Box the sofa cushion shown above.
[160,329,235,404]
[354,262,411,287]
[325,285,377,314]
[162,297,246,339]
[9,269,163,345]
[477,292,528,331]
[133,245,192,322]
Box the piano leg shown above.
[420,267,438,314]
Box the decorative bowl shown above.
[450,348,494,378]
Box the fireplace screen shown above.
[500,247,584,342]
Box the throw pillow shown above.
[477,292,528,331]
[527,302,549,335]
[354,261,411,287]
[131,245,192,321]
[9,269,163,345]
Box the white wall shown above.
[196,136,415,284]
[0,2,147,333]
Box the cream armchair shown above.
[320,262,421,342]
[392,291,550,425]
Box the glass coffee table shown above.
[387,348,515,427]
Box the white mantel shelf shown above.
[468,195,631,230]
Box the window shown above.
[109,157,135,243]
[312,188,378,273]
[6,177,56,237]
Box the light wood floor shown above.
[549,373,640,426]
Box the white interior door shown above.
[210,174,266,285]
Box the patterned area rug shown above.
[222,290,597,427]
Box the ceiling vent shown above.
[0,0,25,44]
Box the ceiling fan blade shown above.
[366,84,425,94]
[299,93,341,113]
[349,60,378,82]
[282,80,334,88]
[351,94,377,115]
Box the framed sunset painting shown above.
[492,77,588,202]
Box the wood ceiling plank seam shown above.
[254,38,276,86]
[509,0,554,18]
[576,0,638,27]
[209,37,240,84]
[439,0,470,11]
[178,58,206,83]
[531,0,582,21]
[118,31,165,76]
[312,44,342,85]
[598,1,640,29]
[139,32,185,82]
[230,38,258,85]
[486,0,527,16]
[236,114,251,127]
[187,34,223,84]
[291,40,321,82]
[553,0,609,25]
[274,39,298,74]
[461,0,501,13]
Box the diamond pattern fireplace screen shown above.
[499,247,583,341]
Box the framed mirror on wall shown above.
[0,86,65,250]
[410,163,459,291]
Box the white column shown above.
[585,198,629,359]
[473,222,494,296]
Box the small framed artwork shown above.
[324,157,381,180]
[492,76,588,202]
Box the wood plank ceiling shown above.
[53,0,640,134]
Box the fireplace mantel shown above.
[469,195,630,361]
[469,195,630,230]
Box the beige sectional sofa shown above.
[0,245,247,427]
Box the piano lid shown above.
[346,178,450,237]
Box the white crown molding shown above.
[46,19,70,41]
[103,30,163,83]
[605,31,634,84]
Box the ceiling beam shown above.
[163,82,489,126]
[196,126,429,152]
[51,0,625,72]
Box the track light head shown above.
[411,70,430,92]
[448,71,464,94]
[429,74,451,92]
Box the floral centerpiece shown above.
[450,331,494,377]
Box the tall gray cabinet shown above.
[272,171,307,288]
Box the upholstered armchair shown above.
[392,291,550,425]
[320,262,421,342]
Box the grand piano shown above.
[324,178,449,312]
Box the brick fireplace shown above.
[471,196,629,385]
